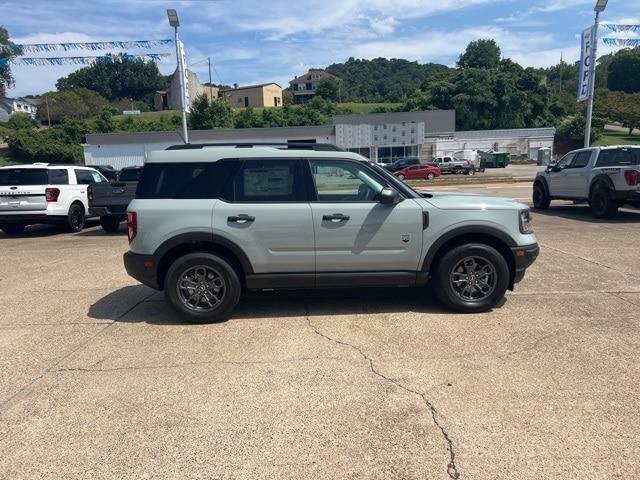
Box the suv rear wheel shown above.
[590,187,618,219]
[100,216,121,233]
[0,223,26,235]
[66,203,85,232]
[433,243,509,313]
[164,252,241,324]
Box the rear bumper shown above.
[123,251,160,290]
[0,213,64,224]
[89,206,127,217]
[512,243,539,284]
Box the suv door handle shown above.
[228,214,255,224]
[322,213,350,222]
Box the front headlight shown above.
[519,209,533,234]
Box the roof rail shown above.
[165,142,344,152]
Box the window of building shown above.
[392,126,396,132]
[237,97,243,103]
[374,135,378,141]
[401,131,405,136]
[306,82,313,90]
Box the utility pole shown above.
[167,9,189,144]
[585,0,607,148]
[45,96,51,127]
[559,53,563,93]
[208,56,213,101]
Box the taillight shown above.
[87,184,93,201]
[624,169,639,186]
[45,187,60,202]
[127,211,137,244]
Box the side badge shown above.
[401,234,410,243]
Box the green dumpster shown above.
[479,151,510,168]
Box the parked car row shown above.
[0,163,143,235]
[383,156,476,179]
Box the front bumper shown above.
[512,243,540,284]
[123,251,160,290]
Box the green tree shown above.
[7,112,35,130]
[0,26,22,97]
[457,39,501,69]
[607,47,640,93]
[315,78,340,102]
[556,113,604,148]
[56,55,168,105]
[37,89,109,124]
[189,94,233,129]
[595,89,640,135]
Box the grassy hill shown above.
[594,129,640,146]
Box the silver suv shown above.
[124,143,538,323]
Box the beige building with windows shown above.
[290,69,341,104]
[218,83,283,108]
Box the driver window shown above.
[555,153,575,170]
[309,160,386,202]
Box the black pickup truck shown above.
[88,166,143,232]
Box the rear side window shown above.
[48,169,69,185]
[596,149,640,167]
[231,159,304,202]
[0,168,48,186]
[118,168,143,182]
[136,160,239,199]
[75,169,104,184]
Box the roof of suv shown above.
[147,146,367,164]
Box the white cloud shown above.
[368,17,396,36]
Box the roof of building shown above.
[219,82,282,93]
[290,69,341,84]
[426,127,556,140]
[85,125,335,146]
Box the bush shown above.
[7,128,84,163]
[7,112,36,130]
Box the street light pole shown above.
[584,0,607,147]
[168,9,189,144]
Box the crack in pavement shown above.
[304,304,460,480]
[540,244,638,279]
[54,356,345,374]
[0,291,155,412]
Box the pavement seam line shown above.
[540,243,638,279]
[608,291,640,309]
[0,291,155,412]
[304,305,460,480]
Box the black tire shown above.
[0,223,26,235]
[66,203,85,232]
[589,187,618,219]
[433,243,510,313]
[466,168,475,176]
[100,216,121,233]
[164,252,241,324]
[397,174,405,181]
[452,167,461,175]
[426,173,435,180]
[532,183,551,210]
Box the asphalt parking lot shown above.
[1,184,639,480]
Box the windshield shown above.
[0,168,49,186]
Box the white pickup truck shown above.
[533,146,640,218]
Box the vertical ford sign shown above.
[179,40,190,113]
[577,26,595,102]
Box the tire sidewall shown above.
[397,174,405,180]
[67,203,85,232]
[434,243,510,313]
[164,252,241,323]
[427,173,435,180]
[590,187,617,219]
[100,216,121,232]
[533,183,550,209]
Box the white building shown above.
[0,97,38,122]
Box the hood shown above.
[419,192,528,210]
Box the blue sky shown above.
[3,0,640,97]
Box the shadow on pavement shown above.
[89,284,460,325]
[0,219,101,239]
[76,225,125,237]
[534,205,640,224]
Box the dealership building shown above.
[83,110,555,170]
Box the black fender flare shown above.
[421,225,517,272]
[589,174,616,200]
[154,232,254,274]
[533,177,550,196]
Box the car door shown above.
[403,165,421,179]
[308,159,424,277]
[213,158,315,275]
[564,150,594,198]
[547,152,575,196]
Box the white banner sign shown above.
[178,40,190,113]
[577,26,595,102]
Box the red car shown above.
[394,164,441,181]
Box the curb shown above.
[406,176,535,187]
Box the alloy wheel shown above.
[176,265,226,312]
[450,256,497,301]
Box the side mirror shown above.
[379,187,400,205]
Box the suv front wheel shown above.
[165,252,241,323]
[433,243,509,313]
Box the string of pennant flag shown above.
[0,53,172,67]
[601,23,640,33]
[0,39,173,54]
[602,38,640,47]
